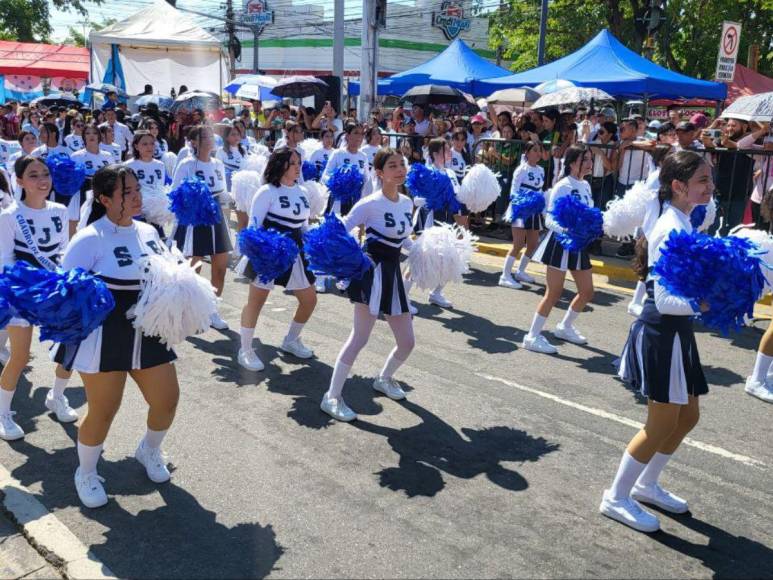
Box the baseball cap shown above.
[676,121,696,132]
[470,114,487,125]
[600,107,616,118]
[647,120,662,130]
[689,113,708,129]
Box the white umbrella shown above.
[533,79,576,94]
[532,87,614,110]
[721,92,773,122]
[486,87,541,105]
[224,74,277,95]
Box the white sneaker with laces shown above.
[745,376,773,403]
[514,270,535,284]
[554,323,588,345]
[135,441,171,483]
[45,391,79,423]
[0,347,9,366]
[74,467,108,508]
[210,311,229,330]
[373,377,407,400]
[632,483,689,514]
[280,337,314,359]
[498,275,522,289]
[238,348,265,371]
[320,394,357,422]
[0,411,24,440]
[599,489,660,533]
[315,278,327,293]
[522,333,558,354]
[428,291,453,308]
[627,303,644,318]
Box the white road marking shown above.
[477,373,767,469]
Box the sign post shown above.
[714,21,742,83]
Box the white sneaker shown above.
[210,311,229,330]
[373,376,407,400]
[320,394,357,422]
[599,489,660,533]
[522,333,558,354]
[514,270,535,284]
[74,467,108,508]
[315,278,327,293]
[553,323,588,345]
[745,377,773,403]
[408,303,418,315]
[627,303,644,318]
[335,280,350,291]
[280,337,314,359]
[428,291,453,308]
[45,391,79,423]
[498,275,522,289]
[135,441,171,483]
[0,347,9,366]
[238,348,265,371]
[0,411,24,441]
[632,483,689,514]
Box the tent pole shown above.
[643,94,649,119]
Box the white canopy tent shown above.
[89,0,229,97]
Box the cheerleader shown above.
[52,165,179,508]
[236,147,317,371]
[524,145,595,354]
[499,141,545,289]
[170,125,232,330]
[745,325,773,403]
[63,117,85,153]
[360,125,382,171]
[6,131,39,181]
[31,123,70,160]
[0,157,75,441]
[0,170,12,366]
[321,148,415,422]
[232,119,256,154]
[215,125,246,195]
[273,120,305,160]
[308,128,335,177]
[449,128,469,183]
[602,151,714,532]
[124,131,168,237]
[139,119,169,160]
[70,124,112,178]
[98,125,122,164]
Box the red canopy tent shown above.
[651,65,773,108]
[0,41,89,78]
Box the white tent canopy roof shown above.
[90,0,222,51]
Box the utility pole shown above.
[225,0,237,78]
[358,0,378,122]
[495,0,505,66]
[537,0,548,65]
[333,0,344,113]
[252,26,260,73]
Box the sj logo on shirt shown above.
[195,169,224,190]
[26,216,63,245]
[384,212,412,236]
[279,195,310,216]
[113,240,163,267]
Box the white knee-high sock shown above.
[503,255,516,276]
[631,280,647,306]
[751,352,773,383]
[528,313,547,337]
[51,376,70,398]
[240,327,255,352]
[517,254,531,274]
[77,442,103,476]
[380,349,406,380]
[609,451,648,500]
[285,320,305,342]
[561,308,580,328]
[0,388,14,414]
[143,428,168,450]
[326,360,352,400]
[635,452,672,488]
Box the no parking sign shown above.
[715,21,742,83]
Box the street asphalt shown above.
[0,251,771,579]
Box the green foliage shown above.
[63,17,116,47]
[0,0,103,42]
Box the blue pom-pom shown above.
[652,230,767,335]
[405,164,460,213]
[0,294,12,329]
[164,173,173,186]
[510,188,545,221]
[551,194,603,251]
[327,164,364,207]
[46,153,86,198]
[303,214,372,280]
[690,204,707,229]
[167,178,221,226]
[2,262,115,343]
[302,161,319,182]
[238,227,299,284]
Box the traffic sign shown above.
[715,21,742,83]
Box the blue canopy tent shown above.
[476,30,727,101]
[349,38,511,97]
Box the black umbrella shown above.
[30,93,80,108]
[270,76,329,98]
[401,84,469,105]
[170,91,221,113]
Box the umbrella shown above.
[533,79,576,95]
[531,87,614,110]
[225,74,277,95]
[486,87,541,106]
[30,93,80,108]
[170,91,221,113]
[721,92,773,122]
[233,84,281,102]
[86,82,128,97]
[271,76,329,98]
[135,94,174,110]
[401,84,469,105]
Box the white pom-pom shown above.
[142,192,174,226]
[301,180,329,219]
[232,170,262,213]
[131,246,218,346]
[697,197,717,233]
[603,180,657,239]
[241,153,268,174]
[730,226,773,288]
[299,138,322,160]
[408,223,478,290]
[457,164,501,213]
[161,151,177,178]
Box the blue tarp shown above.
[476,30,727,101]
[349,39,511,97]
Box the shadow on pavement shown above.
[419,305,524,355]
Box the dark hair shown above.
[131,130,154,159]
[343,121,360,134]
[221,125,245,157]
[365,125,381,142]
[42,122,59,144]
[264,146,299,187]
[319,128,335,142]
[17,130,36,147]
[98,123,114,143]
[89,164,137,224]
[0,169,8,195]
[600,121,618,137]
[451,128,467,142]
[656,121,675,137]
[187,125,212,154]
[650,144,672,167]
[500,123,516,137]
[521,121,537,134]
[82,123,102,146]
[522,140,543,156]
[427,137,448,161]
[14,156,49,201]
[373,147,401,172]
[563,145,588,176]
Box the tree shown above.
[0,0,104,43]
[489,0,773,79]
[63,17,117,47]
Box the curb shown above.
[0,464,115,579]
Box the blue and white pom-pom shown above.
[168,178,221,226]
[130,246,217,347]
[730,225,773,289]
[408,223,478,290]
[0,294,13,330]
[241,153,269,175]
[232,170,263,213]
[46,153,86,197]
[603,180,657,239]
[299,138,322,160]
[141,190,175,226]
[301,180,329,219]
[302,161,320,182]
[303,214,372,280]
[652,229,766,334]
[2,262,115,343]
[690,197,717,232]
[552,195,604,251]
[238,226,299,284]
[327,164,364,207]
[405,163,460,213]
[506,188,545,222]
[457,164,500,213]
